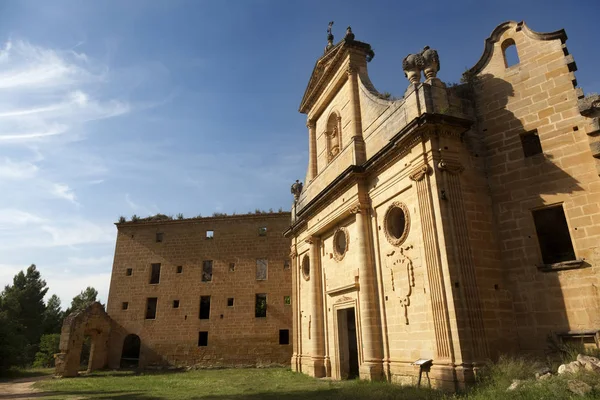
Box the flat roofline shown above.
[115,211,291,228]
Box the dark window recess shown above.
[199,296,211,319]
[206,230,214,239]
[173,300,180,308]
[255,294,267,318]
[521,130,543,157]
[284,296,291,305]
[532,206,576,264]
[126,268,133,276]
[258,227,267,236]
[279,329,290,345]
[227,298,234,307]
[156,232,163,243]
[202,260,213,282]
[122,302,129,310]
[176,266,183,274]
[150,263,161,284]
[198,331,208,347]
[283,260,290,270]
[229,263,235,272]
[145,298,157,319]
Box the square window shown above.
[283,260,290,270]
[176,266,183,274]
[126,268,133,276]
[145,298,157,319]
[173,300,180,309]
[198,331,208,347]
[256,259,268,280]
[258,227,267,236]
[202,260,213,282]
[156,232,164,243]
[279,329,290,345]
[150,263,161,284]
[255,294,267,318]
[521,130,543,158]
[229,262,235,272]
[227,298,234,307]
[284,296,291,305]
[122,302,129,310]
[206,230,214,239]
[199,296,211,319]
[532,205,576,264]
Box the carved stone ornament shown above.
[345,26,355,41]
[289,248,298,259]
[335,295,353,304]
[409,164,432,182]
[306,118,316,129]
[383,202,410,247]
[332,227,349,261]
[421,46,440,80]
[402,53,425,84]
[437,160,465,175]
[386,247,416,325]
[325,21,334,53]
[349,204,362,214]
[291,180,303,200]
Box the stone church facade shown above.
[286,21,600,389]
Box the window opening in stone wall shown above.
[560,333,599,351]
[532,205,576,265]
[521,130,543,158]
[302,255,310,281]
[145,297,157,319]
[126,268,132,276]
[227,298,234,307]
[202,260,213,282]
[384,202,410,246]
[283,260,290,270]
[258,227,267,236]
[255,294,267,318]
[284,296,291,305]
[150,263,161,284]
[502,38,519,68]
[333,228,348,260]
[199,296,211,319]
[173,300,180,308]
[176,265,183,273]
[256,259,268,280]
[206,230,214,239]
[279,329,290,345]
[122,302,129,310]
[198,331,208,347]
[229,262,235,272]
[156,232,163,243]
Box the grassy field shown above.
[28,363,600,400]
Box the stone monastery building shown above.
[56,20,599,390]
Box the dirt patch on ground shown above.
[0,375,50,399]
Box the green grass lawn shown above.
[28,365,600,400]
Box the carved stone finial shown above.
[325,21,335,53]
[402,53,425,84]
[291,180,303,200]
[345,26,355,41]
[420,46,440,80]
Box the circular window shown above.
[333,228,348,261]
[301,255,310,281]
[384,202,410,246]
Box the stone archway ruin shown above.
[55,302,112,377]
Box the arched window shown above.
[502,39,519,68]
[325,112,342,163]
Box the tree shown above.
[0,295,27,372]
[43,294,64,334]
[33,334,60,368]
[67,287,99,314]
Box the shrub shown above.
[176,213,184,220]
[118,216,126,223]
[33,334,60,368]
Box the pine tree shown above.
[66,287,99,315]
[43,294,64,334]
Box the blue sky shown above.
[0,0,598,308]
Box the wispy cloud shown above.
[50,183,78,205]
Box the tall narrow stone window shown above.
[256,259,268,280]
[198,331,208,347]
[502,38,519,68]
[255,294,267,318]
[325,112,342,163]
[279,329,290,345]
[126,268,133,276]
[532,205,576,265]
[150,263,161,284]
[145,298,157,319]
[199,296,211,319]
[202,260,213,282]
[155,232,163,243]
[521,130,543,158]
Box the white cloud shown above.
[0,157,39,179]
[0,209,44,226]
[50,183,78,205]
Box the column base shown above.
[291,354,300,372]
[359,361,384,381]
[305,357,326,378]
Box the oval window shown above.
[333,228,348,260]
[302,255,310,281]
[384,202,410,246]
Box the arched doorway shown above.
[120,334,141,368]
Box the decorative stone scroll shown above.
[437,159,465,175]
[409,164,432,182]
[386,247,415,325]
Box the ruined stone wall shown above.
[106,213,293,368]
[471,22,600,353]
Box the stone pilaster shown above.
[308,236,326,377]
[346,65,366,165]
[306,119,318,182]
[351,203,383,380]
[290,245,300,372]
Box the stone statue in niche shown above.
[386,246,415,325]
